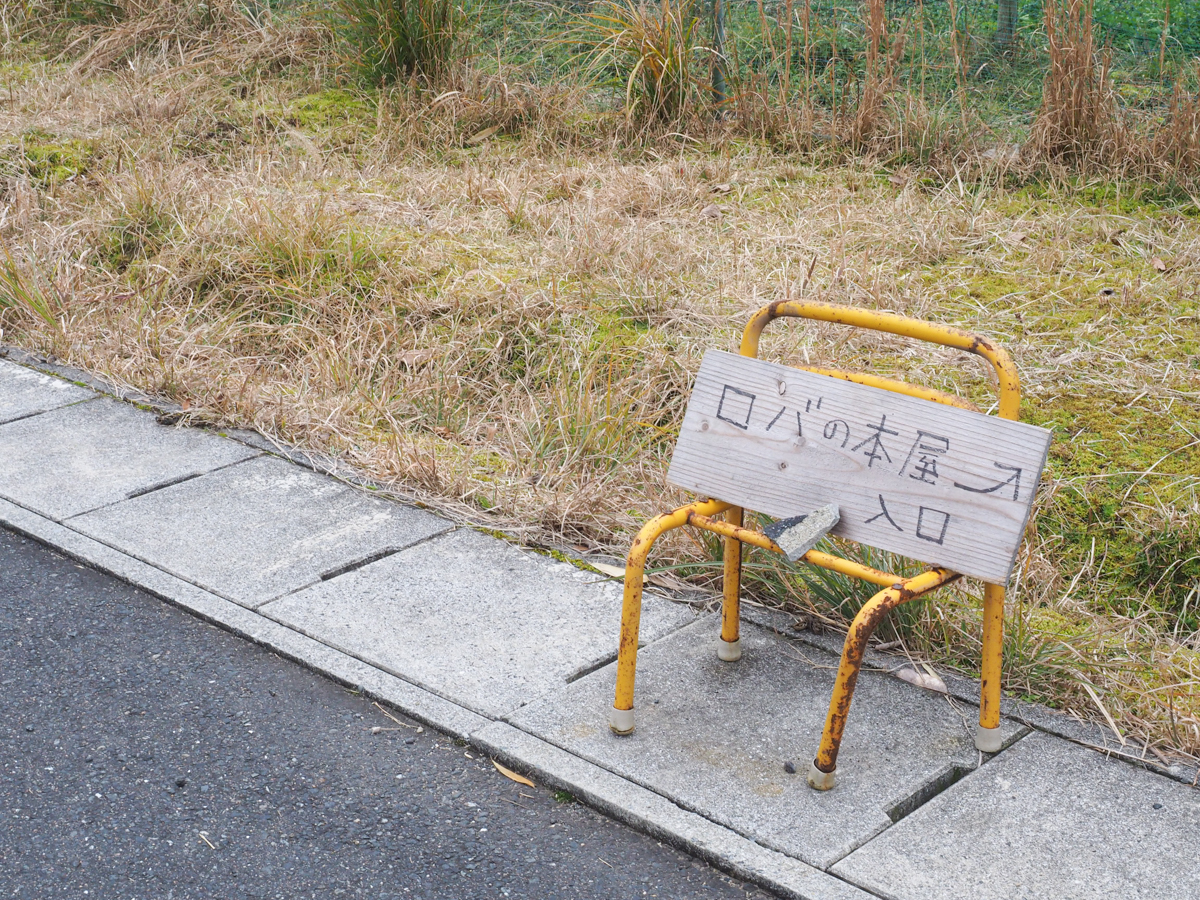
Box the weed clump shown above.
[1031,0,1119,163]
[332,0,465,85]
[580,0,709,123]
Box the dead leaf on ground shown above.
[399,349,436,368]
[492,760,535,787]
[700,204,723,221]
[647,572,692,592]
[1151,257,1168,272]
[589,561,625,579]
[894,666,947,693]
[466,125,501,145]
[712,183,733,194]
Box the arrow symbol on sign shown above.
[953,463,1023,502]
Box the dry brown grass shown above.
[2,10,1199,761]
[1154,69,1200,172]
[1029,0,1200,182]
[1030,0,1118,164]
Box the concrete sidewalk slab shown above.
[70,455,452,607]
[263,528,698,718]
[0,398,258,520]
[0,358,93,424]
[510,617,1025,870]
[832,730,1200,900]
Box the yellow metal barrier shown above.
[610,301,1024,788]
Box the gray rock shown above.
[763,504,840,562]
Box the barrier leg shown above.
[719,506,744,662]
[976,583,1005,752]
[809,568,958,790]
[610,558,646,735]
[611,499,730,735]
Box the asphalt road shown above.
[0,526,776,900]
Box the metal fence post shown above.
[712,0,727,109]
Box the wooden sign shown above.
[667,351,1052,585]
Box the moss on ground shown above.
[1028,391,1199,625]
[281,89,375,148]
[16,130,92,186]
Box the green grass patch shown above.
[1029,391,1199,623]
[282,89,376,146]
[17,130,92,187]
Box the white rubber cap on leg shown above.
[717,637,742,662]
[609,706,636,735]
[807,761,837,791]
[975,723,1004,753]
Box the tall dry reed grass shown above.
[1031,0,1117,162]
[331,0,464,84]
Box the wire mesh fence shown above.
[713,0,1200,58]
[468,0,1198,160]
[490,0,1200,59]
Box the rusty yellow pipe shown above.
[618,303,1024,759]
[617,502,900,731]
[977,583,1006,751]
[800,548,899,588]
[688,512,782,554]
[688,513,901,588]
[741,300,1023,761]
[794,366,977,411]
[809,567,961,789]
[720,506,744,657]
[611,498,730,734]
[739,301,1021,420]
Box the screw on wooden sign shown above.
[667,351,1053,585]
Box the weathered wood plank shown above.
[667,351,1052,585]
